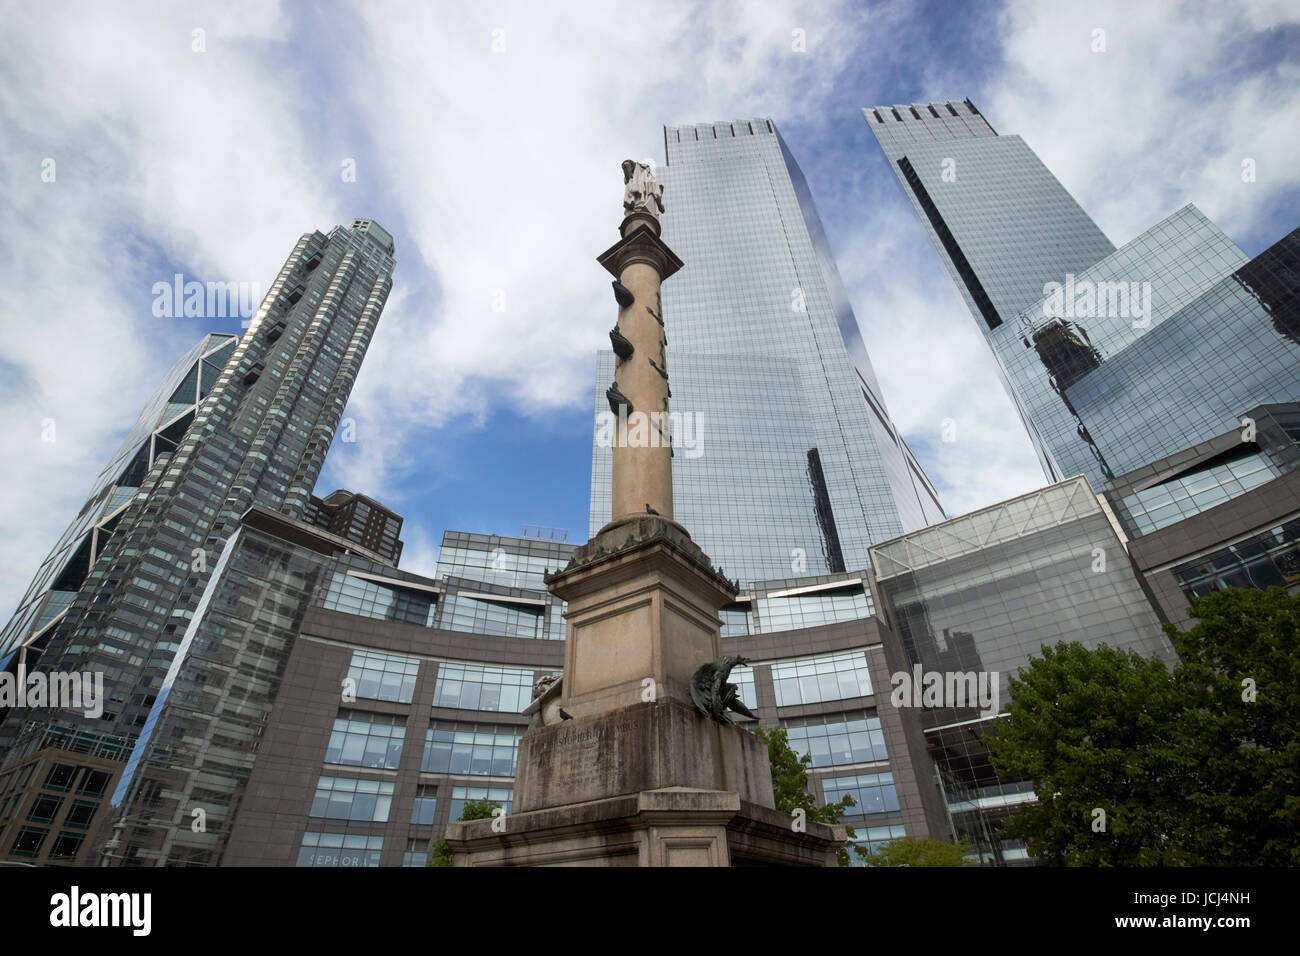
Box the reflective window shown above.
[309,776,394,822]
[784,711,887,766]
[325,711,406,769]
[757,585,872,634]
[441,593,546,640]
[433,662,533,713]
[1121,449,1276,535]
[422,722,523,777]
[1174,518,1300,598]
[729,665,756,709]
[822,772,900,816]
[346,648,420,703]
[297,832,383,867]
[848,824,907,866]
[771,651,872,706]
[448,786,512,821]
[720,604,751,638]
[403,838,429,867]
[410,785,438,826]
[322,572,436,627]
[436,544,567,591]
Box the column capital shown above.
[597,227,683,282]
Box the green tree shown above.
[862,835,971,867]
[757,727,861,865]
[985,588,1300,865]
[985,642,1197,865]
[429,798,501,867]
[1165,587,1300,865]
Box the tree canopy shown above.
[984,586,1300,865]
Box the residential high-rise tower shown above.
[1,219,395,748]
[0,332,238,665]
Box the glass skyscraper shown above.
[1000,205,1247,486]
[1,218,395,745]
[0,332,237,663]
[869,476,1178,863]
[591,119,944,586]
[865,100,1117,482]
[866,100,1300,506]
[867,100,1300,859]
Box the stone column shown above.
[597,212,682,530]
[442,170,846,867]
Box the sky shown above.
[1,0,1297,611]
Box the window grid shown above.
[345,648,420,703]
[309,775,394,823]
[771,651,873,706]
[325,711,406,769]
[432,662,533,713]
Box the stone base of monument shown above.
[548,515,741,721]
[444,699,845,866]
[442,489,849,864]
[513,698,771,811]
[443,787,846,867]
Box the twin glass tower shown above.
[864,99,1299,499]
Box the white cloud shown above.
[327,0,868,491]
[0,0,343,615]
[0,0,867,613]
[989,0,1300,244]
[842,0,1299,522]
[1,0,1293,620]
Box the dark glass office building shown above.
[866,101,1300,503]
[869,477,1177,863]
[865,100,1117,482]
[868,100,1300,858]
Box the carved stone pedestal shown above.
[443,519,846,866]
[550,515,736,719]
[444,787,846,867]
[513,697,771,812]
[444,164,847,867]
